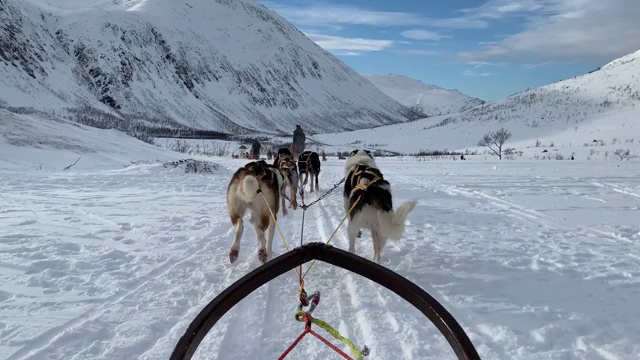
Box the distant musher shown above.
[292,125,306,158]
[251,139,261,159]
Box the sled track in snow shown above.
[592,182,640,200]
[309,192,437,358]
[442,185,637,246]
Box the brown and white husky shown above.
[226,160,281,264]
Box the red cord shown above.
[278,329,310,360]
[308,329,354,360]
[278,313,355,360]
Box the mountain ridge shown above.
[362,73,485,117]
[314,49,640,154]
[0,0,419,135]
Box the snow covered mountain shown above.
[0,0,418,135]
[316,50,640,155]
[362,74,485,117]
[429,49,640,137]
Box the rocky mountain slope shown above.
[0,0,419,135]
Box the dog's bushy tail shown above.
[240,175,260,202]
[378,200,418,240]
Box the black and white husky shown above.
[343,149,417,262]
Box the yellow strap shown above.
[363,169,380,178]
[279,155,296,170]
[258,191,301,279]
[301,175,378,280]
[295,311,365,360]
[349,169,365,188]
[350,167,381,188]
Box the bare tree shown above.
[613,148,630,161]
[478,128,512,160]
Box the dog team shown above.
[226,148,417,264]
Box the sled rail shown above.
[170,242,481,360]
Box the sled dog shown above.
[343,149,417,262]
[226,161,280,264]
[273,148,299,210]
[263,161,294,217]
[297,150,321,193]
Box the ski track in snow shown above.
[1,158,640,359]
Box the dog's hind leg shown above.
[280,189,288,217]
[290,174,298,210]
[250,213,270,263]
[371,228,384,263]
[300,171,308,194]
[309,172,315,193]
[266,216,276,259]
[229,212,244,263]
[347,220,360,254]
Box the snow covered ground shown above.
[2,114,640,359]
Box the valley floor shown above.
[1,157,639,359]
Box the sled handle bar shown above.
[169,242,481,360]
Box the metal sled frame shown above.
[170,242,481,360]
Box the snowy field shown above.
[2,150,640,359]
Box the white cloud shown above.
[459,0,640,64]
[401,30,449,41]
[523,61,553,69]
[427,17,487,29]
[393,49,440,56]
[262,2,487,29]
[463,69,494,77]
[461,0,544,19]
[331,51,362,56]
[466,61,509,68]
[306,33,394,53]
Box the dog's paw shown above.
[229,249,239,263]
[258,248,268,263]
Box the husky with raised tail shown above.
[226,161,280,264]
[343,149,417,262]
[297,150,321,193]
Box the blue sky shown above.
[257,0,640,101]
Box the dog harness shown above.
[349,165,383,190]
[298,152,315,173]
[244,161,271,182]
[278,155,296,170]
